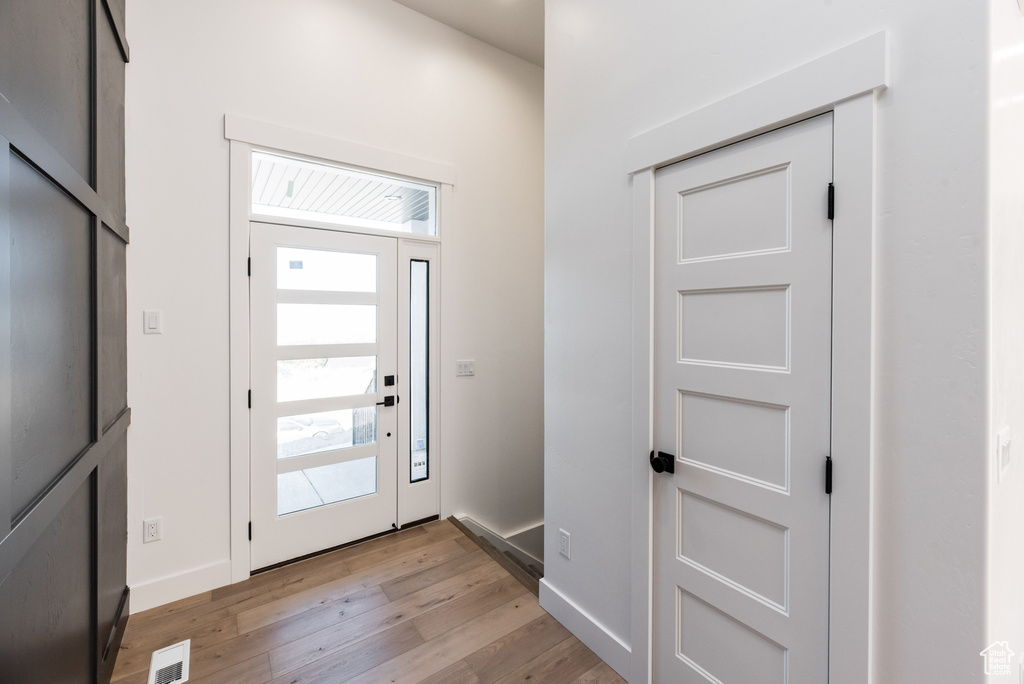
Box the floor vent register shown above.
[147,639,190,684]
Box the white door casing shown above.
[652,115,833,682]
[249,222,398,569]
[227,121,454,585]
[628,36,883,684]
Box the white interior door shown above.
[653,114,834,683]
[250,222,398,569]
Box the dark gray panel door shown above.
[0,2,131,683]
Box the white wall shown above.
[125,0,544,611]
[544,2,990,682]
[987,2,1024,674]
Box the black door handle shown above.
[376,395,398,407]
[650,451,675,474]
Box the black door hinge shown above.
[825,455,833,494]
[827,183,835,221]
[248,522,252,541]
[248,389,252,409]
[247,257,251,276]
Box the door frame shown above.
[226,116,454,583]
[627,32,888,684]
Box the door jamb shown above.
[628,32,887,684]
[226,117,454,584]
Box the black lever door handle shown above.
[650,451,675,474]
[376,395,397,407]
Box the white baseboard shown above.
[505,522,544,563]
[129,560,232,614]
[458,516,544,574]
[539,578,631,679]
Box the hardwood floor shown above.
[111,519,626,684]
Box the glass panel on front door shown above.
[277,457,377,516]
[275,245,380,516]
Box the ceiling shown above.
[392,0,544,67]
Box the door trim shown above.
[629,35,887,684]
[227,120,454,584]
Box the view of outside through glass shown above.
[252,151,438,236]
[275,245,381,515]
[410,260,429,482]
[277,246,377,292]
[276,407,377,461]
[277,458,377,516]
[277,357,376,403]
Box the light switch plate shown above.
[456,359,475,377]
[143,310,163,334]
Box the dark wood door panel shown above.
[0,0,94,185]
[0,474,95,684]
[0,1,130,682]
[97,9,126,221]
[99,225,127,432]
[97,435,128,681]
[9,152,94,521]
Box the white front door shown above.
[653,114,834,683]
[249,222,398,569]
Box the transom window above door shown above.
[251,150,438,236]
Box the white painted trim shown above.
[458,516,544,571]
[225,114,456,186]
[628,42,884,684]
[129,560,232,614]
[828,92,876,684]
[248,211,442,245]
[503,518,546,541]
[626,31,888,174]
[437,184,454,521]
[629,168,655,684]
[539,579,631,679]
[228,140,252,584]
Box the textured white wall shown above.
[987,1,1024,670]
[544,2,990,681]
[125,0,544,610]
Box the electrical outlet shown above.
[456,359,476,377]
[558,528,571,559]
[143,517,163,543]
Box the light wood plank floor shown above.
[111,519,626,684]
